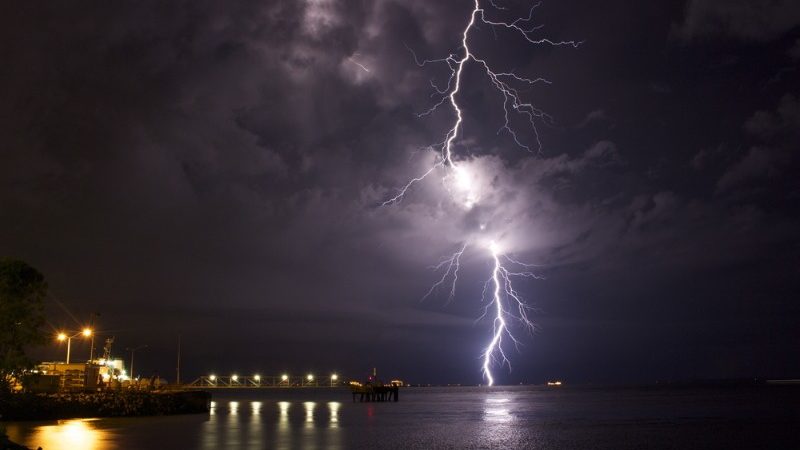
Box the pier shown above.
[350,384,399,402]
[184,374,340,388]
[185,369,402,402]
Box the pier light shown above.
[209,374,217,381]
[231,374,238,382]
[254,375,261,381]
[331,373,338,381]
[281,374,288,381]
[307,374,314,381]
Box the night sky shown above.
[2,0,799,385]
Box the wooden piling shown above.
[349,384,400,402]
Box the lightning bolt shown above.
[382,0,579,206]
[348,53,371,73]
[381,0,577,385]
[481,242,542,386]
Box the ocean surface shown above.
[4,385,799,449]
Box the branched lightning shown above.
[480,243,543,386]
[382,0,579,206]
[348,53,371,73]
[381,0,576,385]
[422,243,467,305]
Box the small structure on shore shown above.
[349,368,400,402]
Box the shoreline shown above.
[1,431,31,450]
[0,390,210,422]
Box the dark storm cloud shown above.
[674,0,800,42]
[2,0,799,383]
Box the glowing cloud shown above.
[381,0,578,385]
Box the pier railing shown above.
[184,374,340,388]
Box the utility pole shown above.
[66,337,72,364]
[88,313,100,361]
[126,345,148,379]
[176,334,182,386]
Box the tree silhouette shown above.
[0,259,47,393]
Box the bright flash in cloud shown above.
[381,0,578,385]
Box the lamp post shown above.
[56,328,92,364]
[88,313,99,361]
[126,345,148,379]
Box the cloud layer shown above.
[2,0,798,383]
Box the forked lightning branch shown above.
[381,0,578,385]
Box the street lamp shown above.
[331,373,338,386]
[125,345,148,380]
[56,328,92,364]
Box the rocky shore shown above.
[0,390,210,421]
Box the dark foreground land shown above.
[0,433,28,450]
[0,390,210,421]
[1,390,210,449]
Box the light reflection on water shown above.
[329,401,340,427]
[5,391,528,450]
[6,387,784,450]
[304,401,316,423]
[484,396,513,423]
[276,400,291,450]
[226,401,241,448]
[5,419,107,450]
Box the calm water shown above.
[4,386,799,449]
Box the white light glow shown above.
[379,0,571,385]
[382,0,568,385]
